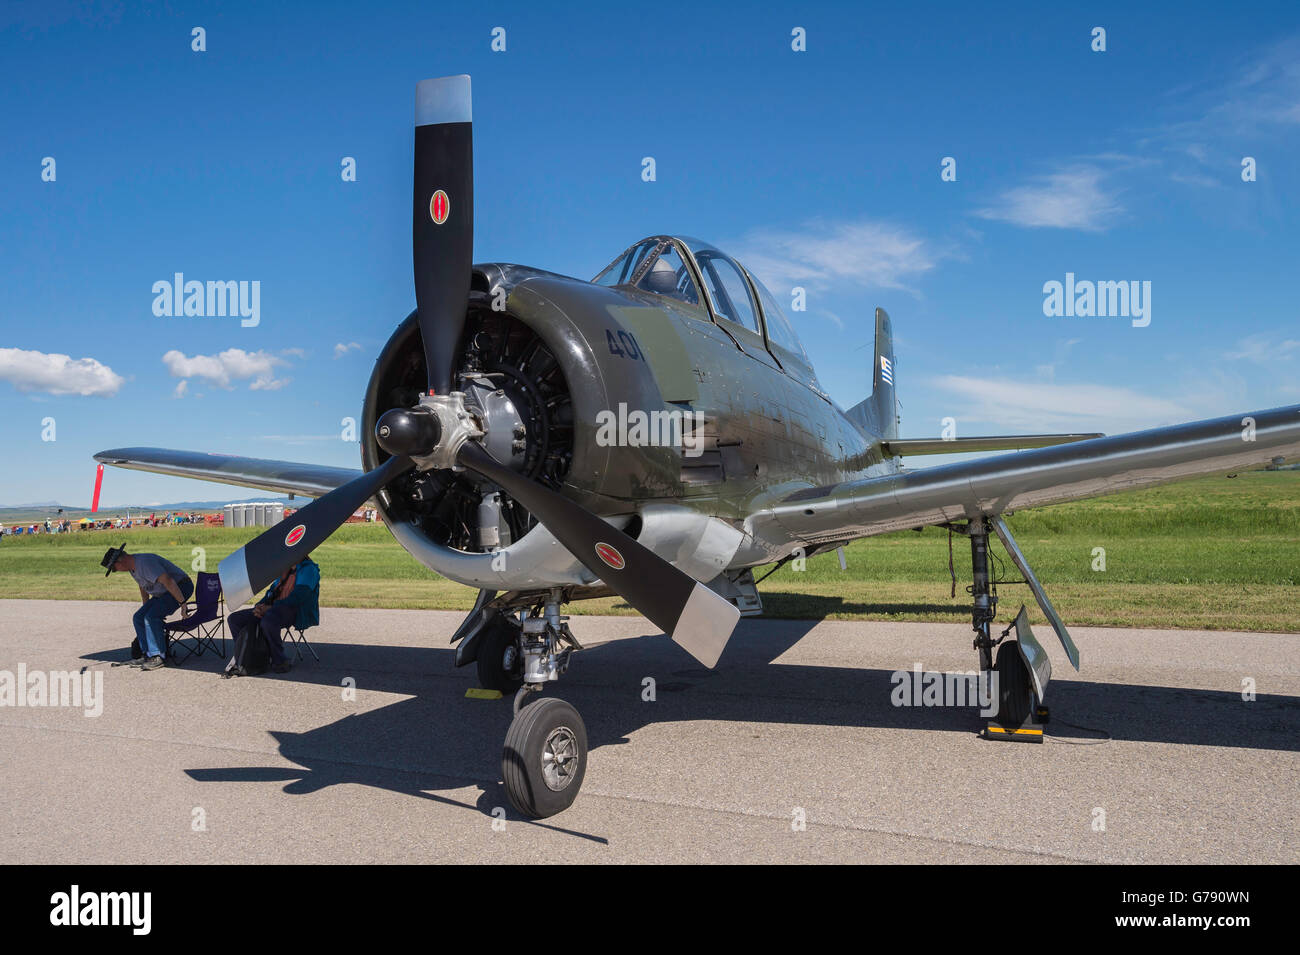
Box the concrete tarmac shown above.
[1,599,1296,863]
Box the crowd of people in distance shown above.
[1,506,378,539]
[1,512,210,537]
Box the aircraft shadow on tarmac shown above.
[83,609,1300,832]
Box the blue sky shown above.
[2,0,1297,505]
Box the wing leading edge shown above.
[93,447,363,500]
[755,404,1300,545]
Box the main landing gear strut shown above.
[964,518,1045,739]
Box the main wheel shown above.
[994,640,1033,727]
[476,619,523,693]
[502,697,587,818]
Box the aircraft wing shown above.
[93,447,363,500]
[755,405,1300,545]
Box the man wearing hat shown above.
[102,544,194,670]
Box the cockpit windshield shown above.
[593,237,701,308]
[594,234,814,371]
[745,271,810,365]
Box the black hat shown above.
[101,542,127,577]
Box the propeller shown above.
[413,74,473,396]
[217,454,413,611]
[216,75,741,668]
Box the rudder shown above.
[847,307,898,441]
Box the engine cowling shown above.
[361,269,618,589]
[361,267,748,591]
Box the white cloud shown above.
[333,342,361,358]
[975,166,1122,231]
[0,347,124,397]
[282,347,308,359]
[1178,37,1300,136]
[1143,38,1300,187]
[931,375,1193,432]
[172,380,188,399]
[162,348,290,392]
[1225,334,1300,363]
[732,219,939,293]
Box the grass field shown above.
[2,472,1297,631]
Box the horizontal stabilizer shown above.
[882,434,1102,456]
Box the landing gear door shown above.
[1011,605,1052,704]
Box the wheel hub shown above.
[541,725,579,791]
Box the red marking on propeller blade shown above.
[430,190,449,224]
[91,464,104,513]
[595,542,625,570]
[285,524,307,547]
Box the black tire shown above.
[995,640,1032,727]
[502,697,587,818]
[476,619,523,693]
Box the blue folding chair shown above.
[284,583,321,662]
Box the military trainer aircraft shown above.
[96,75,1300,818]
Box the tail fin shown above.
[846,307,898,441]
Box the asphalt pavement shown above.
[1,599,1295,863]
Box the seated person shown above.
[101,544,194,671]
[227,555,320,674]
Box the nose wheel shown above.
[502,697,588,818]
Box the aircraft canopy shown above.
[593,235,812,369]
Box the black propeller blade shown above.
[217,454,413,611]
[413,74,473,396]
[457,443,741,667]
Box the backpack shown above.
[223,621,270,678]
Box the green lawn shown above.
[2,472,1297,631]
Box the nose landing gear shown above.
[497,589,589,817]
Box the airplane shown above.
[95,75,1300,818]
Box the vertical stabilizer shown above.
[846,307,898,442]
[872,307,897,441]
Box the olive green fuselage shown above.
[496,268,891,524]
